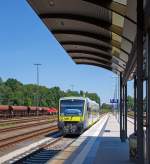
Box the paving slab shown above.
[47,114,109,164]
[48,114,134,164]
[93,115,134,164]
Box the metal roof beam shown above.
[39,13,132,43]
[74,59,113,71]
[62,41,111,54]
[53,29,111,43]
[67,46,127,64]
[72,56,111,65]
[83,0,136,24]
[111,40,129,55]
[122,37,137,85]
[72,55,124,71]
[54,31,129,55]
[40,13,111,30]
[67,50,111,59]
[75,59,120,74]
[67,49,125,70]
[69,52,111,63]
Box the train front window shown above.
[60,99,84,116]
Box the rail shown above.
[0,125,58,149]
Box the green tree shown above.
[0,77,3,85]
[48,87,65,109]
[85,92,100,104]
[5,78,23,92]
[101,103,112,112]
[101,103,112,109]
[65,89,80,97]
[0,77,101,110]
[127,96,134,110]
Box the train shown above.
[58,97,100,135]
[0,105,57,118]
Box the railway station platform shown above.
[48,114,134,164]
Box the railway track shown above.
[127,114,134,119]
[0,125,58,149]
[13,136,75,164]
[0,115,57,125]
[0,113,104,133]
[7,114,106,164]
[0,119,57,133]
[128,114,146,126]
[1,114,107,163]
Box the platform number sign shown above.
[110,99,118,103]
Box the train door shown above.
[84,100,88,128]
[87,104,92,126]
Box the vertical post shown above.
[34,64,42,110]
[134,75,137,133]
[36,65,39,86]
[148,31,150,164]
[71,84,74,91]
[120,73,123,140]
[146,31,150,164]
[118,75,120,121]
[122,85,125,132]
[122,85,126,141]
[125,84,127,138]
[137,0,144,163]
[145,1,150,162]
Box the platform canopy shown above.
[27,0,137,75]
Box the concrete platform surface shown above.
[48,114,134,164]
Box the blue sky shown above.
[0,0,133,103]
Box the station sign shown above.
[110,99,119,103]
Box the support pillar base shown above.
[121,130,126,142]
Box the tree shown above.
[80,90,84,97]
[48,87,65,109]
[85,92,100,104]
[5,78,23,92]
[0,77,3,85]
[0,77,101,109]
[127,96,134,110]
[65,89,80,97]
[101,103,112,109]
[101,103,112,112]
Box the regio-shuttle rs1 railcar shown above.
[58,97,100,135]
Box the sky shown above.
[0,0,133,103]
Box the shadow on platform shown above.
[48,136,134,164]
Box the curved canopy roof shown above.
[27,0,137,75]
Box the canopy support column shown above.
[148,31,150,164]
[136,0,144,163]
[122,84,127,141]
[125,84,127,138]
[134,75,137,133]
[146,30,150,164]
[122,85,125,136]
[120,73,126,142]
[120,73,123,140]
